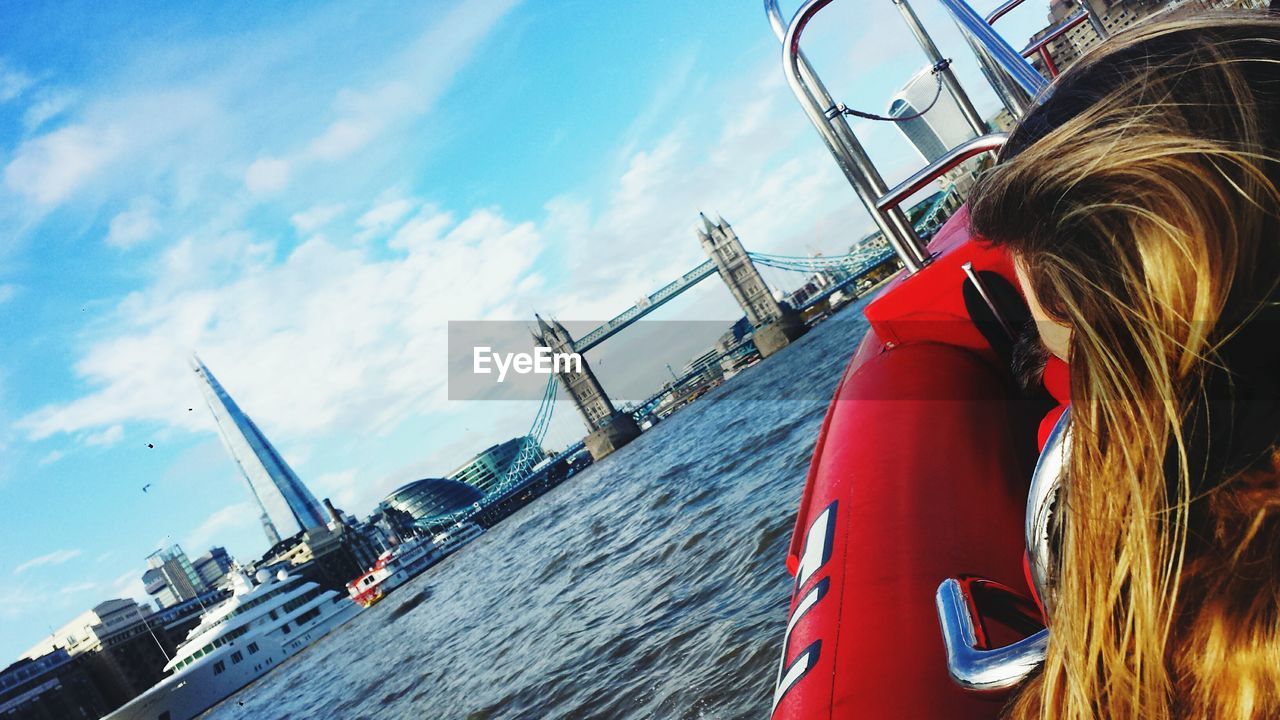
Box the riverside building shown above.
[12,596,211,716]
[143,545,205,609]
[447,437,546,496]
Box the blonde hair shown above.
[969,12,1280,719]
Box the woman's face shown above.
[1014,257,1072,362]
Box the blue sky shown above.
[0,0,1046,660]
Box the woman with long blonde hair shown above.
[968,11,1280,719]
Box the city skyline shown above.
[0,0,1047,661]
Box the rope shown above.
[829,59,952,123]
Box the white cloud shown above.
[244,157,290,195]
[356,198,413,234]
[22,90,75,131]
[14,548,82,575]
[83,424,124,447]
[0,284,17,305]
[290,203,345,235]
[37,449,63,466]
[105,201,160,249]
[110,570,146,602]
[18,206,544,448]
[61,581,99,594]
[186,502,256,552]
[312,469,361,510]
[306,119,376,161]
[4,124,123,205]
[0,61,33,102]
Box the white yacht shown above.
[103,568,361,720]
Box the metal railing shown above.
[766,0,1006,274]
[876,134,1007,212]
[769,0,931,272]
[937,0,1049,115]
[936,577,1049,693]
[985,0,1107,80]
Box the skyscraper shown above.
[191,356,328,545]
[143,545,204,608]
[887,65,976,164]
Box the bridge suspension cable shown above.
[747,247,895,275]
[416,375,560,533]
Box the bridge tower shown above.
[533,315,640,461]
[698,214,806,357]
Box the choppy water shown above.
[204,303,871,720]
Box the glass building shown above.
[143,545,205,609]
[886,65,976,164]
[191,356,328,545]
[447,436,542,496]
[383,478,485,528]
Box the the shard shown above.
[191,355,328,545]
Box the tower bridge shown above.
[535,213,899,460]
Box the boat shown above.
[103,568,361,720]
[765,1,1108,718]
[431,521,485,555]
[347,536,445,608]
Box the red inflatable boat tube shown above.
[772,211,1038,720]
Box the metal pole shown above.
[892,0,988,138]
[1075,0,1110,41]
[771,0,930,271]
[936,0,1048,104]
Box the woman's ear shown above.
[1014,258,1072,362]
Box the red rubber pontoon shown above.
[771,211,1043,719]
[764,0,1095,717]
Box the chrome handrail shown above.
[1019,10,1089,78]
[776,0,931,272]
[1026,407,1070,618]
[984,0,1024,25]
[876,133,1006,211]
[987,0,1107,39]
[891,0,987,139]
[1023,11,1089,58]
[936,578,1048,693]
[937,0,1048,113]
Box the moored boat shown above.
[347,536,443,608]
[102,569,361,720]
[346,522,484,608]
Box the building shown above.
[447,437,545,496]
[381,478,485,531]
[191,356,329,545]
[887,66,985,199]
[22,600,151,661]
[142,545,205,609]
[1029,0,1269,76]
[533,315,641,460]
[253,500,378,595]
[716,318,759,376]
[699,214,806,358]
[18,599,176,713]
[682,349,726,385]
[191,546,235,590]
[0,649,111,720]
[887,65,977,164]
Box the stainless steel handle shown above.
[935,576,1048,694]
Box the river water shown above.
[203,302,871,720]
